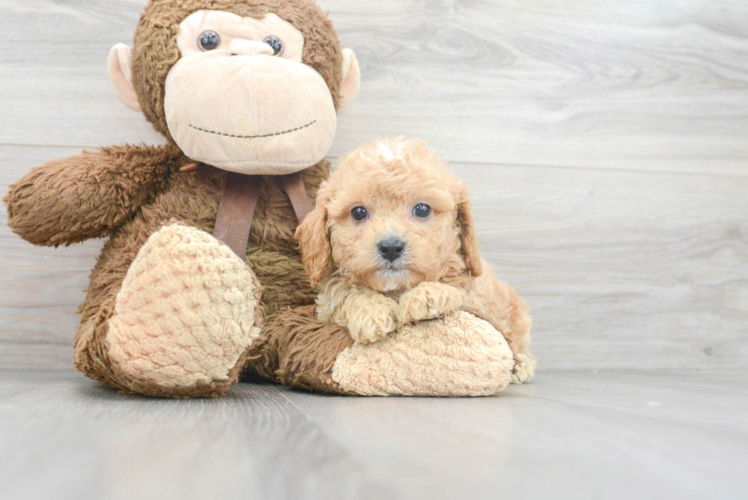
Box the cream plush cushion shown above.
[331,311,515,397]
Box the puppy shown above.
[295,138,535,383]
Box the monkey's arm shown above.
[4,144,181,246]
[316,278,399,344]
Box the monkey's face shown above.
[164,11,335,174]
[108,4,360,175]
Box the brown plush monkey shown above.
[5,0,362,397]
[5,0,519,397]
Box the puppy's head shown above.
[295,138,482,292]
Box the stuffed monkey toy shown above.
[5,0,521,397]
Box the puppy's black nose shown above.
[378,238,405,262]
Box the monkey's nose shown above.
[228,39,274,57]
[378,238,406,262]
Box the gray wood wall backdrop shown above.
[1,0,746,372]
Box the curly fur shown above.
[296,138,536,382]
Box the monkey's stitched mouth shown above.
[189,120,317,139]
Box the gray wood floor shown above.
[1,369,747,500]
[1,1,747,498]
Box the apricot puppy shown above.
[295,138,536,383]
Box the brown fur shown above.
[4,144,181,246]
[242,305,353,394]
[4,0,344,397]
[296,139,535,380]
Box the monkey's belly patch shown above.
[189,119,317,139]
[106,223,261,389]
[331,311,514,396]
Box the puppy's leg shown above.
[510,353,536,384]
[339,290,400,344]
[317,280,399,344]
[397,281,465,325]
[463,264,535,384]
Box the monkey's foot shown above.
[99,223,261,397]
[247,308,514,397]
[332,311,514,396]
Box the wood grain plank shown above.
[277,369,748,500]
[0,0,166,148]
[1,1,748,174]
[454,161,748,370]
[4,370,745,500]
[327,0,748,174]
[0,372,391,500]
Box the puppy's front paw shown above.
[346,296,399,344]
[398,282,465,325]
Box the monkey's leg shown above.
[244,308,514,397]
[241,305,354,393]
[74,223,262,398]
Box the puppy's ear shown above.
[457,186,483,276]
[295,182,334,288]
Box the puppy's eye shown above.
[351,206,368,221]
[198,30,221,51]
[263,35,284,56]
[413,203,432,219]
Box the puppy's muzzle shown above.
[377,237,406,263]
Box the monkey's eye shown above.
[263,35,284,56]
[413,203,432,219]
[198,30,221,51]
[351,206,368,222]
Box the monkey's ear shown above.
[107,43,140,111]
[457,186,483,277]
[338,48,360,113]
[294,183,335,288]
